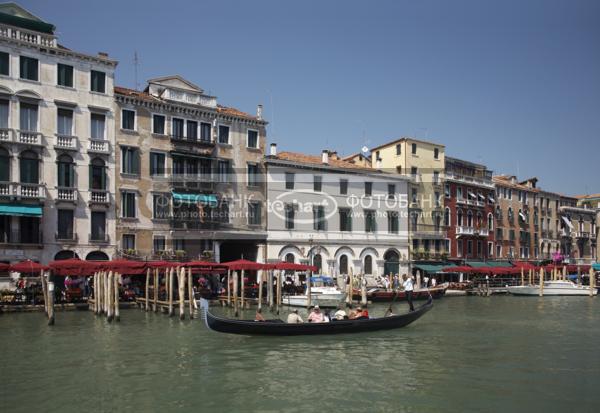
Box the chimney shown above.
[97,52,109,59]
[257,104,263,120]
[322,150,329,164]
[270,143,277,156]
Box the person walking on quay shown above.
[402,274,415,312]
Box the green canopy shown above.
[466,261,493,268]
[492,261,514,267]
[172,192,218,207]
[0,204,42,217]
[592,263,600,271]
[414,264,456,273]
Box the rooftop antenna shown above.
[133,51,140,91]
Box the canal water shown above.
[1,296,599,413]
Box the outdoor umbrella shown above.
[101,259,147,275]
[48,258,99,276]
[9,260,48,273]
[221,259,269,271]
[268,262,318,272]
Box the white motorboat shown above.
[507,280,597,296]
[281,276,346,307]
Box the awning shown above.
[493,261,514,267]
[466,261,493,268]
[468,191,476,199]
[488,194,495,203]
[172,192,218,207]
[0,204,43,217]
[561,216,574,230]
[478,193,485,200]
[519,211,526,221]
[414,264,456,273]
[592,263,600,271]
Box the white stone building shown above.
[0,4,117,264]
[264,145,411,280]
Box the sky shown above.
[19,0,600,195]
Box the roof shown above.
[370,136,445,153]
[492,175,540,192]
[147,75,204,93]
[445,156,487,170]
[575,193,600,200]
[270,151,377,172]
[0,3,55,34]
[114,86,260,121]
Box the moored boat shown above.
[353,283,448,302]
[507,280,597,296]
[282,276,346,308]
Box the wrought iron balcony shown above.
[0,230,43,245]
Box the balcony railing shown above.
[0,128,12,142]
[0,24,57,47]
[89,190,110,204]
[55,232,78,242]
[88,139,110,154]
[575,231,590,239]
[55,135,78,150]
[17,183,45,199]
[444,171,494,188]
[170,135,214,146]
[0,230,43,245]
[56,187,78,202]
[456,226,490,237]
[409,223,446,237]
[16,130,43,146]
[169,219,229,231]
[0,181,10,196]
[89,233,109,243]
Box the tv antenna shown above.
[133,51,140,90]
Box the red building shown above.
[444,157,496,261]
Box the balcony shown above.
[89,233,110,244]
[17,183,46,200]
[170,176,215,191]
[55,232,78,243]
[0,181,10,197]
[0,24,57,47]
[56,187,78,203]
[170,219,230,231]
[170,135,215,154]
[444,171,494,188]
[0,128,12,142]
[409,223,446,238]
[456,226,489,237]
[0,230,43,246]
[575,232,590,239]
[88,139,110,154]
[560,229,571,238]
[89,190,110,205]
[16,130,43,146]
[55,135,78,151]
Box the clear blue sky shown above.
[21,0,600,195]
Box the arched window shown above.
[90,158,106,190]
[364,255,372,275]
[467,210,473,227]
[339,255,348,274]
[508,207,513,220]
[383,250,400,276]
[444,207,450,227]
[86,251,109,261]
[488,213,493,230]
[476,212,483,228]
[457,209,463,226]
[57,154,75,187]
[19,150,39,183]
[313,253,322,273]
[0,147,9,182]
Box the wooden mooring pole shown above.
[145,268,150,311]
[47,272,55,326]
[257,270,263,311]
[179,267,186,320]
[168,267,174,317]
[114,272,120,322]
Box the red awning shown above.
[101,259,147,275]
[267,262,318,272]
[442,266,473,273]
[221,259,269,271]
[0,263,9,272]
[9,260,48,273]
[49,258,100,276]
[146,261,178,269]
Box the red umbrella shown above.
[268,262,317,271]
[101,259,147,275]
[221,259,268,271]
[49,258,100,276]
[9,260,48,273]
[146,261,176,269]
[0,263,9,272]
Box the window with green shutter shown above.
[57,64,73,87]
[0,52,9,76]
[19,56,38,81]
[91,70,106,93]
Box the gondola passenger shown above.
[307,305,325,323]
[287,308,304,323]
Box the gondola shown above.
[199,297,433,336]
[352,283,448,302]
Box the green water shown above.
[1,296,599,413]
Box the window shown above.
[488,213,494,230]
[340,179,348,195]
[434,148,439,159]
[89,158,106,190]
[91,113,105,140]
[218,125,229,144]
[217,160,229,183]
[387,184,395,199]
[186,120,198,141]
[411,166,418,178]
[57,108,73,136]
[57,209,74,239]
[467,240,473,256]
[19,151,39,183]
[445,183,451,198]
[457,240,463,257]
[90,70,106,93]
[444,208,450,227]
[396,144,401,155]
[57,154,74,187]
[411,143,417,154]
[375,150,380,160]
[285,204,295,229]
[152,114,165,135]
[313,205,326,230]
[285,172,295,190]
[248,202,261,225]
[150,152,166,176]
[121,192,136,218]
[122,234,135,250]
[0,99,8,129]
[172,118,184,138]
[0,52,8,76]
[434,191,441,207]
[314,176,322,192]
[313,254,322,272]
[457,209,463,226]
[248,164,260,186]
[19,56,38,81]
[121,109,135,130]
[91,211,106,241]
[173,238,185,252]
[20,102,37,131]
[200,122,211,142]
[339,208,352,232]
[433,171,439,184]
[339,255,349,274]
[365,182,372,196]
[0,147,9,181]
[365,210,376,232]
[153,193,170,219]
[217,199,230,223]
[121,147,140,175]
[153,236,166,252]
[364,255,373,275]
[387,211,399,234]
[467,210,473,227]
[247,129,258,148]
[57,64,73,87]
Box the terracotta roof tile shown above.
[273,151,375,171]
[575,193,600,199]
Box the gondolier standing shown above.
[402,274,415,312]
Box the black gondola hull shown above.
[200,298,432,336]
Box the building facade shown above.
[0,4,117,264]
[114,76,268,262]
[265,146,411,279]
[575,194,599,261]
[370,138,446,261]
[559,196,596,263]
[444,157,495,261]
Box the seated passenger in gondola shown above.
[307,305,325,323]
[333,305,347,320]
[352,306,369,320]
[255,308,266,322]
[287,308,304,323]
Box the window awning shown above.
[478,193,485,200]
[0,204,43,217]
[592,263,600,271]
[414,264,456,273]
[465,261,493,268]
[488,194,495,203]
[519,211,526,221]
[172,192,217,206]
[562,216,574,230]
[468,191,476,199]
